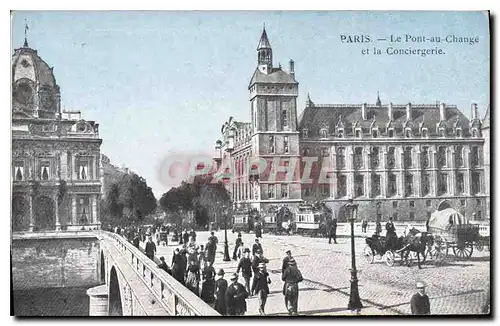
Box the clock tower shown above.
[248,27,302,211]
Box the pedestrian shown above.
[386,217,397,250]
[172,248,186,285]
[198,245,206,267]
[185,259,201,296]
[233,233,243,260]
[252,238,263,257]
[225,273,248,316]
[208,231,219,246]
[183,229,190,245]
[132,232,140,249]
[200,260,216,305]
[236,248,252,295]
[145,236,156,260]
[255,221,262,238]
[206,236,217,266]
[282,258,303,315]
[328,218,338,244]
[361,218,368,233]
[190,229,197,242]
[251,263,271,315]
[214,269,228,315]
[410,281,431,315]
[251,249,269,294]
[281,250,294,274]
[157,256,172,275]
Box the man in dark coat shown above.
[255,221,263,238]
[251,263,271,315]
[206,234,217,266]
[328,218,338,244]
[410,282,431,315]
[236,249,252,295]
[145,236,156,260]
[252,238,263,257]
[157,256,172,275]
[386,217,397,250]
[282,259,303,315]
[232,233,243,260]
[225,273,248,316]
[251,250,269,295]
[189,229,197,242]
[281,250,294,274]
[214,269,228,315]
[132,233,140,249]
[183,230,190,244]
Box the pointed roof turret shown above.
[376,91,381,107]
[257,25,272,50]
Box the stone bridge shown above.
[91,231,219,316]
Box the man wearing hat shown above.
[233,233,243,260]
[251,262,271,315]
[282,250,295,274]
[282,258,303,315]
[252,238,263,257]
[214,269,228,315]
[157,256,172,275]
[237,248,253,294]
[225,273,248,316]
[145,236,157,261]
[410,281,431,315]
[251,250,269,296]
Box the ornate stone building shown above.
[214,28,489,222]
[11,38,102,232]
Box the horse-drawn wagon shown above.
[427,208,482,262]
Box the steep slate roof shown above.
[299,103,472,138]
[248,67,298,88]
[257,28,272,50]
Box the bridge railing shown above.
[100,231,219,316]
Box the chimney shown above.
[471,103,478,120]
[289,59,295,79]
[439,102,446,121]
[406,102,412,121]
[388,102,393,120]
[361,103,367,120]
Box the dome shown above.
[12,43,60,119]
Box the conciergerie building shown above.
[214,28,489,223]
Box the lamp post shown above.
[223,204,231,261]
[346,198,363,312]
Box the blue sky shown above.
[11,11,490,198]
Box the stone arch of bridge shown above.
[108,266,123,316]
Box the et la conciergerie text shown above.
[340,34,480,57]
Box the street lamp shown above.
[222,204,231,261]
[346,198,363,312]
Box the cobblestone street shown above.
[153,230,490,316]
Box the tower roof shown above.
[257,27,272,50]
[482,105,490,128]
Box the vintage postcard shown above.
[10,11,490,317]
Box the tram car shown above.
[295,203,322,237]
[232,208,257,233]
[262,205,279,234]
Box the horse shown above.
[399,228,434,269]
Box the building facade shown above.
[11,38,103,232]
[213,28,489,222]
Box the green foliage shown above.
[100,172,157,226]
[159,174,231,227]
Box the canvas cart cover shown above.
[428,208,466,230]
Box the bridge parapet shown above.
[99,231,219,316]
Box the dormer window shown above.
[302,128,308,138]
[471,128,480,138]
[337,129,344,138]
[421,128,428,138]
[320,128,328,139]
[405,128,412,138]
[439,128,446,137]
[372,129,379,138]
[388,128,394,138]
[455,128,462,138]
[355,129,362,138]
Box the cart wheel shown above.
[432,235,448,264]
[475,240,484,252]
[384,250,395,267]
[363,246,374,264]
[454,242,474,259]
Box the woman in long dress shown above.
[171,248,186,285]
[200,261,216,305]
[185,259,201,296]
